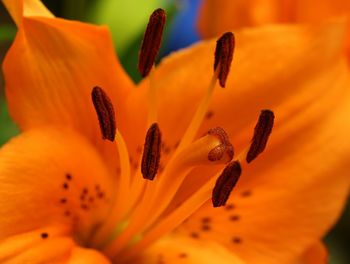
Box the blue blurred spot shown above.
[163,0,202,56]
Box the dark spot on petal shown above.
[229,215,240,221]
[60,198,67,204]
[232,237,242,244]
[201,224,211,231]
[225,203,235,210]
[64,210,71,217]
[66,174,72,181]
[81,204,89,210]
[205,110,214,119]
[179,253,188,258]
[190,232,200,239]
[162,143,171,154]
[83,188,88,195]
[201,217,211,223]
[63,183,69,189]
[241,190,252,197]
[41,233,49,239]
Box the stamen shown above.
[212,161,242,207]
[90,130,132,247]
[138,8,166,77]
[91,86,116,141]
[246,110,275,163]
[214,32,235,88]
[117,162,231,261]
[141,123,162,180]
[104,127,234,258]
[176,33,235,150]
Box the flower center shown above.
[80,9,274,263]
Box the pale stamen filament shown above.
[118,174,218,261]
[119,156,244,261]
[103,130,233,257]
[148,66,157,125]
[89,130,131,248]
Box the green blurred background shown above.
[0,1,349,263]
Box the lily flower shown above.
[198,0,350,57]
[1,0,350,263]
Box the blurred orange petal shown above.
[2,0,135,162]
[135,234,245,264]
[294,241,328,264]
[198,0,350,58]
[2,0,53,26]
[0,127,113,240]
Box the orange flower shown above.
[198,0,350,57]
[1,0,350,263]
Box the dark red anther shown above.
[212,161,242,207]
[214,32,235,88]
[246,110,275,163]
[138,8,166,77]
[141,123,162,180]
[91,86,116,142]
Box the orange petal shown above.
[2,1,135,162]
[2,0,53,26]
[197,0,350,59]
[2,236,74,264]
[5,237,74,263]
[0,228,110,264]
[197,0,350,37]
[177,68,350,264]
[0,225,69,262]
[279,0,350,59]
[294,241,328,264]
[197,0,282,38]
[134,234,245,264]
[0,127,113,242]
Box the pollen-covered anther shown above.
[212,160,242,207]
[214,32,235,88]
[207,127,234,163]
[246,109,275,163]
[141,123,162,180]
[138,8,166,77]
[91,86,116,142]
